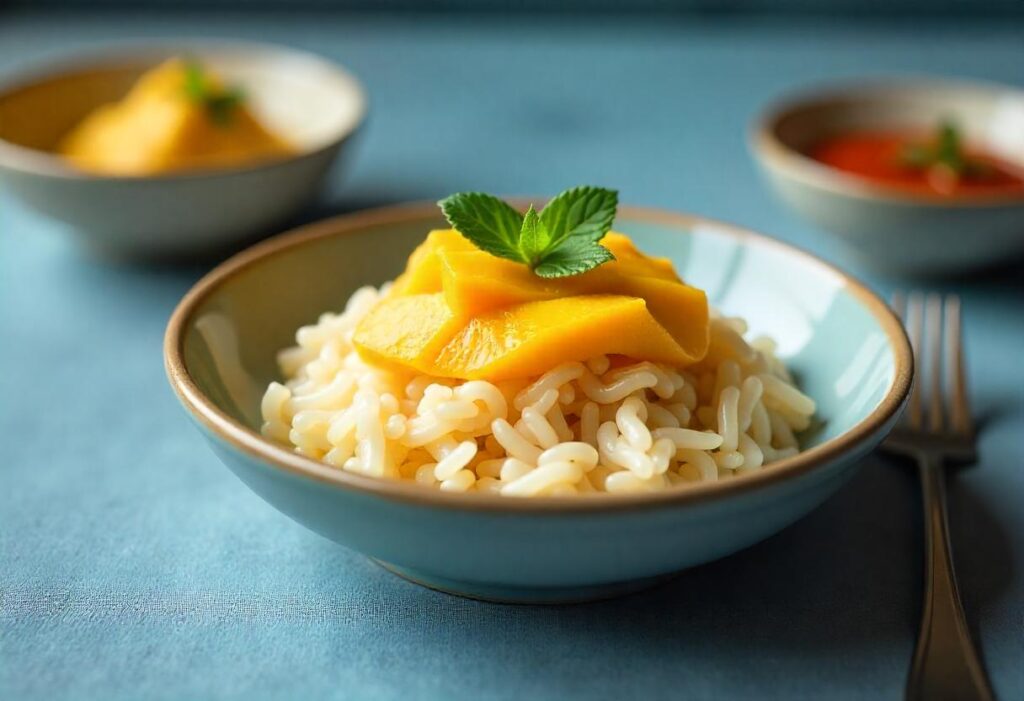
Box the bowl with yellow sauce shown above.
[165,196,912,603]
[0,41,366,258]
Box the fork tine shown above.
[944,295,973,435]
[926,293,945,433]
[902,291,925,429]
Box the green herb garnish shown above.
[438,186,618,278]
[899,120,990,179]
[182,60,246,126]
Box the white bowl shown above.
[0,41,366,259]
[752,78,1024,275]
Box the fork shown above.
[884,292,994,701]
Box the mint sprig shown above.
[183,60,246,127]
[438,186,618,278]
[900,120,990,179]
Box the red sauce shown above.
[809,131,1024,196]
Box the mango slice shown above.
[437,252,707,358]
[434,296,693,380]
[390,230,477,295]
[350,293,463,375]
[353,229,710,380]
[60,58,293,176]
[600,233,680,281]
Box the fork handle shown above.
[907,455,994,701]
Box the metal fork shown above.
[884,292,994,701]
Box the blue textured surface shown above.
[2,11,1022,701]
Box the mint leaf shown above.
[438,186,618,278]
[181,59,245,127]
[534,239,615,278]
[205,88,245,126]
[439,192,525,262]
[518,205,550,266]
[540,186,618,248]
[936,121,964,173]
[900,120,982,178]
[183,60,207,103]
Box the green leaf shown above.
[936,121,964,173]
[534,239,616,278]
[518,205,550,266]
[900,120,976,177]
[540,186,618,248]
[206,88,245,126]
[183,59,207,102]
[181,59,245,127]
[437,186,619,278]
[438,192,526,262]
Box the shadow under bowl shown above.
[752,78,1024,276]
[164,203,912,603]
[0,40,366,259]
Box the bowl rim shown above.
[0,38,367,182]
[751,76,1024,208]
[164,201,913,514]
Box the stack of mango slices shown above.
[59,59,293,176]
[353,230,710,381]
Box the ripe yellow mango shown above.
[438,252,707,358]
[390,230,476,295]
[434,296,693,380]
[60,59,293,176]
[353,229,711,380]
[351,293,464,375]
[600,233,679,280]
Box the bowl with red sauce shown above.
[752,79,1024,274]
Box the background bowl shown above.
[165,203,911,603]
[0,41,366,259]
[752,79,1024,275]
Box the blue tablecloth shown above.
[2,11,1022,700]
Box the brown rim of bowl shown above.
[164,201,913,515]
[751,77,1024,208]
[0,39,367,182]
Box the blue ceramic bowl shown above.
[164,204,912,603]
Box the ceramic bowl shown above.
[752,79,1024,275]
[0,41,366,259]
[164,203,912,603]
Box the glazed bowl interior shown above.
[177,205,908,503]
[0,41,365,175]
